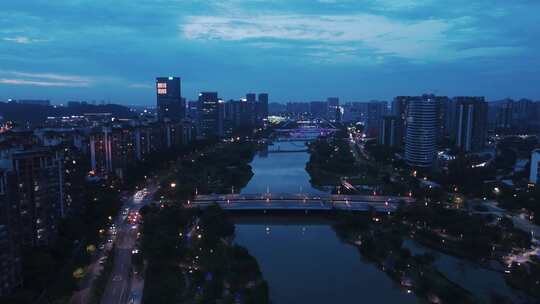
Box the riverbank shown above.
[328,200,539,303]
[158,139,258,202]
[231,210,533,304]
[234,218,418,304]
[138,139,269,303]
[305,135,359,188]
[332,212,478,304]
[140,204,269,303]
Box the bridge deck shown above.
[189,193,413,212]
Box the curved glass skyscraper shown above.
[405,95,439,168]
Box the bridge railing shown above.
[193,193,413,203]
[189,193,413,212]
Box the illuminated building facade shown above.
[327,97,340,122]
[258,93,269,124]
[2,148,65,246]
[198,92,223,138]
[366,101,388,138]
[405,95,439,168]
[530,149,540,185]
[156,77,184,121]
[90,125,137,179]
[0,170,22,296]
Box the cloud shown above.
[128,83,152,89]
[9,71,90,82]
[183,14,472,60]
[450,46,526,60]
[182,12,527,63]
[0,1,537,102]
[3,36,47,44]
[0,71,92,87]
[370,0,434,11]
[0,78,89,87]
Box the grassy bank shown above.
[140,204,269,303]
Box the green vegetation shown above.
[139,204,269,303]
[158,140,257,201]
[137,138,268,303]
[497,186,540,225]
[396,203,531,261]
[363,140,401,164]
[333,213,477,304]
[440,153,496,197]
[308,127,540,301]
[123,139,220,190]
[505,256,540,299]
[306,135,358,186]
[0,131,264,304]
[139,204,192,303]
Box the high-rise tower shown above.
[453,97,488,152]
[405,95,439,168]
[156,77,184,121]
[197,92,223,138]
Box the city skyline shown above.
[1,1,540,104]
[2,2,540,302]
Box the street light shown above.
[170,182,176,188]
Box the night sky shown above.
[1,0,539,104]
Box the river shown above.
[236,141,419,303]
[234,141,531,303]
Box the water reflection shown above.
[235,219,419,304]
[404,239,530,303]
[235,141,526,304]
[241,142,325,195]
[237,143,419,303]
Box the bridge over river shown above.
[188,193,414,213]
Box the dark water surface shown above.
[240,142,326,195]
[236,142,419,303]
[234,142,527,304]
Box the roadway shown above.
[191,200,396,212]
[100,140,228,304]
[100,184,156,304]
[70,183,156,304]
[190,193,413,213]
[194,193,413,203]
